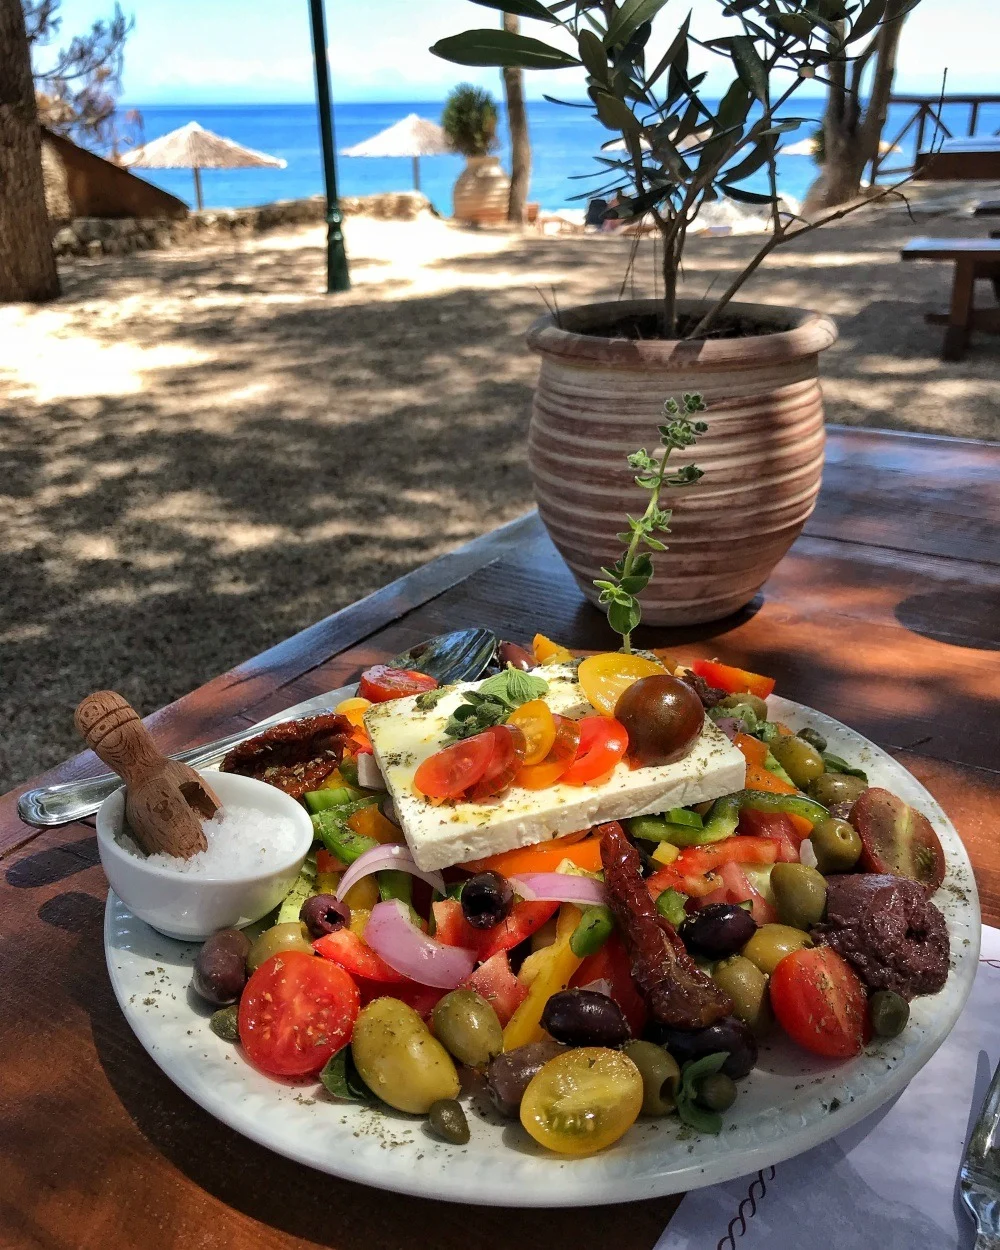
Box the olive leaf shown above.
[320,1047,379,1103]
[430,28,580,69]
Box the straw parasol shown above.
[340,113,453,192]
[120,121,287,210]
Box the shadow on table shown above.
[895,587,1000,652]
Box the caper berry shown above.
[209,1005,240,1042]
[870,990,909,1039]
[696,1072,737,1113]
[428,1098,471,1145]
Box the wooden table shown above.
[901,237,1000,359]
[2,426,999,1250]
[915,138,1000,181]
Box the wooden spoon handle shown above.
[74,692,167,788]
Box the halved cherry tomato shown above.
[507,699,557,766]
[691,659,775,700]
[355,979,445,1018]
[577,652,665,717]
[413,731,496,800]
[700,859,777,925]
[467,725,526,802]
[313,928,407,982]
[358,664,438,703]
[462,951,528,1026]
[738,808,801,862]
[851,787,946,891]
[433,897,559,962]
[770,946,871,1058]
[516,716,581,790]
[532,633,574,664]
[238,950,360,1077]
[460,830,603,876]
[647,836,779,898]
[560,716,629,786]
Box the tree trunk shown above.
[804,0,911,214]
[502,12,531,225]
[0,0,59,302]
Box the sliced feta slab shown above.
[364,663,747,872]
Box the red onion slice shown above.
[579,978,613,998]
[713,717,742,742]
[511,872,605,906]
[364,900,477,988]
[335,843,445,902]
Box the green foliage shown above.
[441,83,501,156]
[444,665,549,739]
[431,0,913,333]
[594,394,706,650]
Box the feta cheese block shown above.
[364,662,747,871]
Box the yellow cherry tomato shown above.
[520,1048,643,1155]
[532,633,574,664]
[336,696,372,728]
[577,652,665,717]
[506,698,557,766]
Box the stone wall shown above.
[52,191,436,257]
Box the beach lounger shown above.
[901,237,1000,361]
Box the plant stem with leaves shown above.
[595,394,707,652]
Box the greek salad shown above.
[189,635,951,1156]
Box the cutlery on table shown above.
[17,627,498,829]
[961,1057,1000,1250]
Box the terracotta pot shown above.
[526,298,838,625]
[453,156,510,225]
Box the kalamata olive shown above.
[614,675,704,767]
[541,989,630,1048]
[485,1040,565,1118]
[191,927,250,1006]
[650,1016,758,1080]
[300,893,350,939]
[497,641,534,672]
[461,871,514,930]
[680,903,757,958]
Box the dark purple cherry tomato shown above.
[614,675,704,767]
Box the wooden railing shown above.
[875,94,1000,177]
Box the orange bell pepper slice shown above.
[347,804,402,844]
[461,832,603,876]
[691,658,775,699]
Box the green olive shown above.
[624,1041,680,1116]
[352,997,460,1114]
[712,955,773,1035]
[431,989,503,1068]
[810,818,863,873]
[718,692,768,721]
[428,1098,471,1144]
[796,726,828,753]
[770,862,828,930]
[246,921,313,972]
[870,990,910,1039]
[696,1072,737,1113]
[769,736,826,790]
[742,923,813,975]
[808,773,868,808]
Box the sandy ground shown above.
[2,198,999,790]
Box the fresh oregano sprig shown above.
[594,393,707,653]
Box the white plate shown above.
[104,695,980,1207]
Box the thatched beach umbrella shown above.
[121,121,287,210]
[340,113,452,192]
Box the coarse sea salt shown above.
[119,804,300,876]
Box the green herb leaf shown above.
[320,1047,379,1102]
[430,28,580,69]
[675,1052,728,1134]
[415,685,452,711]
[822,752,868,781]
[478,665,549,708]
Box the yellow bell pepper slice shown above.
[502,904,583,1050]
[348,804,402,844]
[652,841,680,866]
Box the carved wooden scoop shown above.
[75,691,220,859]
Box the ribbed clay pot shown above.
[527,298,838,625]
[453,156,510,225]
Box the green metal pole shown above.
[308,0,350,292]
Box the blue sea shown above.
[124,98,1000,215]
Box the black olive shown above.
[300,893,350,939]
[191,927,250,1006]
[461,871,514,930]
[649,1016,758,1080]
[541,989,630,1048]
[680,904,757,958]
[497,641,534,671]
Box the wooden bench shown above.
[901,236,1000,360]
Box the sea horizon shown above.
[118,97,999,216]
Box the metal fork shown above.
[961,1057,1000,1249]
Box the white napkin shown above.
[658,925,1000,1250]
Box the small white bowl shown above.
[96,770,313,941]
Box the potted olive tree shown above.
[442,83,510,225]
[432,1,908,625]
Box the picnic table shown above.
[2,425,999,1250]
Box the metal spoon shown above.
[17,627,498,829]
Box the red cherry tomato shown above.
[850,787,946,892]
[560,716,629,786]
[769,946,871,1059]
[466,725,526,801]
[238,950,360,1077]
[358,664,438,703]
[413,731,496,800]
[313,928,407,982]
